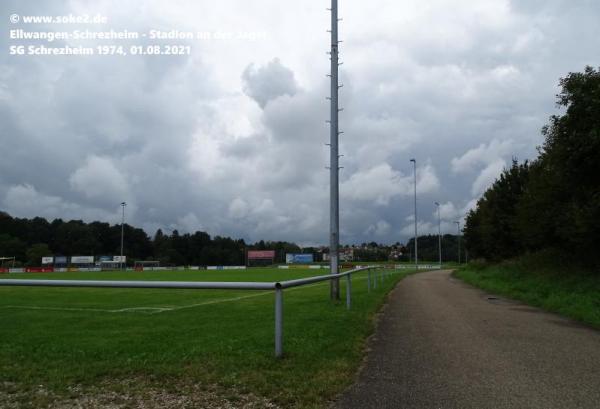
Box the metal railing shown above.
[0,266,394,357]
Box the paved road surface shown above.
[334,270,600,409]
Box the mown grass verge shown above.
[454,254,600,329]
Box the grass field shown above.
[455,259,600,330]
[0,267,411,408]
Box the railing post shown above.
[275,285,283,358]
[367,268,371,292]
[346,274,352,310]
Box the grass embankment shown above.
[0,268,410,408]
[454,254,600,329]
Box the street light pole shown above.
[454,220,460,264]
[410,159,418,271]
[435,202,441,267]
[120,202,127,270]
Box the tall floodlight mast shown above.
[329,0,341,300]
[435,202,442,267]
[410,159,418,270]
[120,202,127,270]
[455,220,461,264]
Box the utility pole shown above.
[435,202,442,267]
[410,159,418,271]
[454,220,461,264]
[329,0,341,300]
[120,202,127,270]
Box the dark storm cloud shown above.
[1,0,599,245]
[242,58,299,108]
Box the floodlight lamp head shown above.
[121,202,127,206]
[435,201,440,206]
[410,158,416,163]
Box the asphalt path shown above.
[334,269,600,408]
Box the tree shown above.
[464,67,600,267]
[0,234,27,263]
[26,243,51,266]
[153,229,171,263]
[532,66,600,259]
[0,210,312,267]
[465,160,530,260]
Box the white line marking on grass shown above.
[157,291,274,313]
[113,306,172,313]
[0,285,322,315]
[146,280,337,314]
[0,272,383,315]
[0,305,116,313]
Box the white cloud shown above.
[228,198,249,219]
[451,139,514,174]
[434,201,458,221]
[341,163,406,205]
[3,184,119,223]
[471,159,506,196]
[341,163,439,206]
[416,164,441,194]
[462,198,479,215]
[69,156,129,203]
[177,212,204,232]
[400,220,436,236]
[4,184,70,215]
[364,220,391,237]
[432,200,477,227]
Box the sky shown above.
[1,0,599,246]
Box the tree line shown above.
[0,212,305,266]
[0,209,466,267]
[404,235,464,263]
[464,67,600,268]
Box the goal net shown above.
[134,260,160,271]
[0,256,15,268]
[99,261,121,271]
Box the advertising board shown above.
[25,267,54,273]
[247,250,275,259]
[285,253,314,264]
[71,256,94,264]
[41,257,54,264]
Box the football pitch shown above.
[0,267,411,408]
